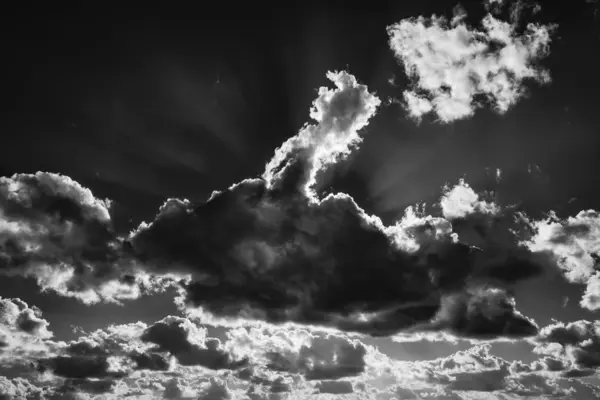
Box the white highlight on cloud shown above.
[385,205,456,254]
[440,179,499,220]
[387,5,555,122]
[263,71,381,198]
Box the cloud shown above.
[439,179,499,220]
[130,175,546,341]
[423,286,539,339]
[262,70,381,198]
[225,326,367,381]
[0,172,144,304]
[387,3,555,122]
[314,380,354,394]
[0,376,48,400]
[522,210,600,310]
[0,297,54,372]
[3,307,598,400]
[197,378,233,400]
[140,316,248,370]
[535,320,600,373]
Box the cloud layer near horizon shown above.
[1,304,600,399]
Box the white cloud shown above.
[582,272,600,311]
[439,179,499,220]
[387,6,555,122]
[263,71,381,198]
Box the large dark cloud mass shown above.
[124,71,552,339]
[0,70,576,342]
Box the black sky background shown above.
[1,0,599,342]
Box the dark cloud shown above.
[131,177,544,339]
[536,320,600,371]
[268,377,291,393]
[141,316,247,370]
[430,286,539,339]
[56,378,116,395]
[0,71,556,342]
[314,380,353,394]
[43,355,123,380]
[0,297,52,340]
[446,366,510,391]
[131,351,171,371]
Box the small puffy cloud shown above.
[439,179,499,220]
[387,3,555,122]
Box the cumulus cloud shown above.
[132,176,545,339]
[0,71,564,344]
[423,286,539,339]
[535,320,600,374]
[0,297,52,341]
[523,209,600,310]
[439,179,499,220]
[0,376,48,399]
[314,380,354,394]
[262,70,381,199]
[0,172,146,304]
[225,325,367,382]
[140,316,247,370]
[0,297,53,364]
[387,3,555,122]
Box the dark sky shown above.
[0,0,599,364]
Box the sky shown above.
[1,0,600,399]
